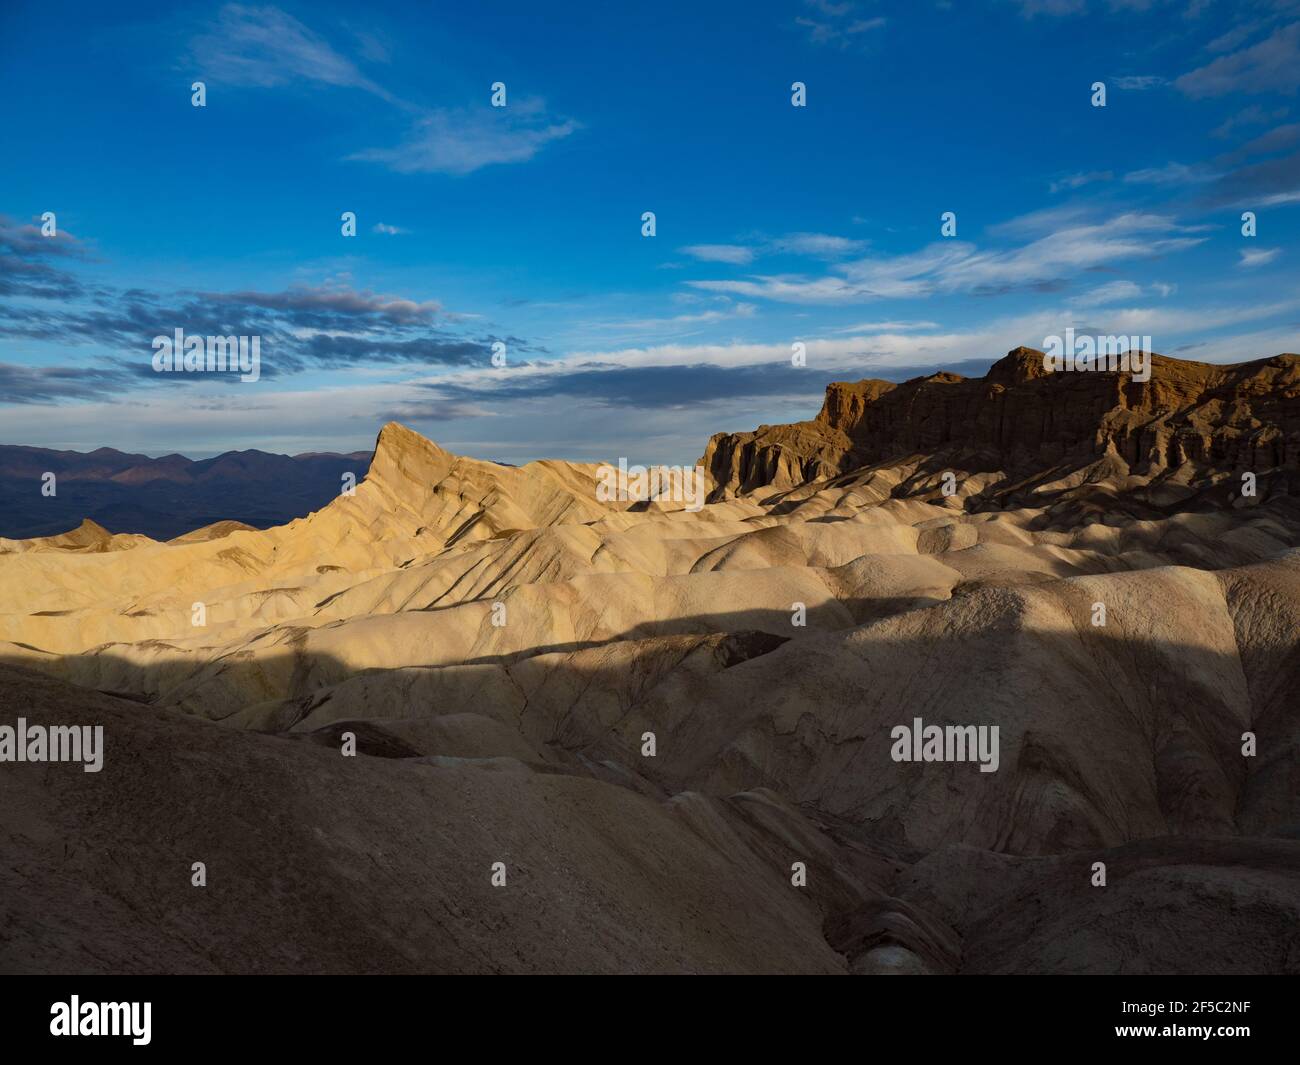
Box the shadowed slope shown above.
[3,348,1299,974]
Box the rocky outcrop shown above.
[702,347,1300,501]
[0,517,153,555]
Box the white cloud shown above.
[1112,75,1167,90]
[1070,297,1300,336]
[795,1,885,47]
[192,4,398,103]
[680,244,756,265]
[772,233,867,258]
[1172,325,1300,362]
[1176,22,1300,98]
[584,303,758,332]
[1211,104,1288,138]
[1049,170,1113,193]
[351,103,579,175]
[1069,281,1177,307]
[828,320,941,333]
[1238,246,1281,268]
[190,8,576,176]
[681,233,866,266]
[1070,281,1144,306]
[1205,23,1264,55]
[417,296,1300,387]
[986,202,1098,238]
[686,213,1208,304]
[1123,162,1217,185]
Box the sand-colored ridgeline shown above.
[2,347,1299,974]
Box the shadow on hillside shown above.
[2,595,1297,855]
[3,608,1300,976]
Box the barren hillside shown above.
[3,348,1299,974]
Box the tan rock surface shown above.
[2,349,1298,973]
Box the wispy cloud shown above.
[1049,170,1113,193]
[685,213,1207,304]
[1206,22,1265,55]
[795,0,886,48]
[1220,122,1300,162]
[1201,149,1300,206]
[191,7,576,175]
[680,233,866,266]
[1123,161,1218,185]
[0,271,502,387]
[0,216,92,300]
[583,302,758,334]
[191,4,401,104]
[986,202,1098,238]
[350,102,579,175]
[680,244,755,265]
[1112,75,1166,90]
[203,285,441,325]
[0,362,139,405]
[1212,104,1289,138]
[827,319,941,333]
[771,232,867,258]
[1069,280,1144,306]
[1238,246,1281,268]
[391,292,1300,428]
[1175,22,1300,97]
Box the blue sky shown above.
[2,0,1298,462]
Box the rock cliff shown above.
[702,347,1300,503]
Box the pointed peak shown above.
[986,346,1050,385]
[374,421,451,459]
[367,422,458,492]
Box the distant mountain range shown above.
[0,444,372,540]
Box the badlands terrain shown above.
[2,346,1299,974]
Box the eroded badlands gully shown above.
[2,347,1299,974]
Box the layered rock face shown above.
[702,347,1300,501]
[3,349,1300,974]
